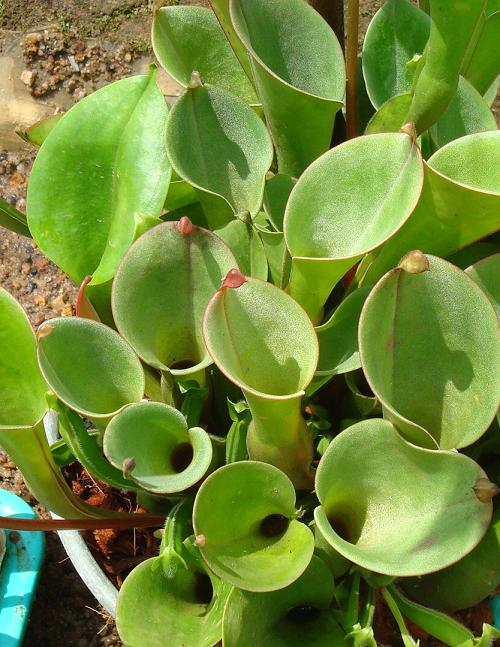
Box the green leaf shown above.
[315,286,371,377]
[483,76,499,107]
[407,0,489,134]
[356,57,376,134]
[362,0,430,109]
[345,371,380,416]
[209,0,255,81]
[346,624,378,647]
[16,113,62,147]
[360,131,500,284]
[203,272,318,487]
[117,540,231,647]
[27,67,170,285]
[359,254,500,449]
[473,624,500,647]
[159,497,194,557]
[257,227,289,288]
[462,9,500,95]
[163,201,208,228]
[57,405,138,491]
[104,402,213,494]
[385,585,474,646]
[193,461,315,591]
[225,405,250,463]
[1,419,109,519]
[223,556,345,646]
[263,173,296,232]
[153,5,257,105]
[430,76,497,149]
[164,179,198,212]
[365,94,412,136]
[215,219,268,280]
[313,522,351,579]
[0,289,111,518]
[284,132,423,321]
[37,317,145,420]
[426,130,499,192]
[0,288,47,429]
[112,220,237,378]
[315,419,492,576]
[230,0,345,176]
[0,196,31,238]
[447,239,500,270]
[204,273,318,399]
[465,253,500,318]
[165,82,273,224]
[366,77,497,148]
[83,279,115,328]
[401,508,500,611]
[180,381,209,428]
[50,436,78,467]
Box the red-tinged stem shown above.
[346,0,359,139]
[76,274,100,321]
[0,514,165,532]
[76,275,92,316]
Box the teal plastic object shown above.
[0,488,45,646]
[492,595,500,629]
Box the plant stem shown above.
[307,0,345,51]
[360,587,376,628]
[381,588,419,647]
[344,571,361,630]
[245,392,314,490]
[346,0,359,139]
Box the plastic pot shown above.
[0,488,45,645]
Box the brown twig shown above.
[346,0,360,139]
[0,514,165,532]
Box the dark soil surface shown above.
[66,464,160,590]
[0,1,496,646]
